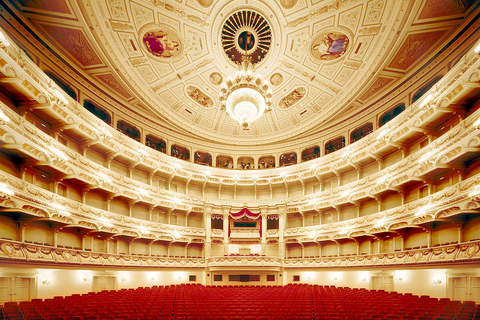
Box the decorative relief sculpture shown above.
[270,73,283,86]
[187,86,213,107]
[196,0,214,7]
[280,0,298,9]
[279,88,306,109]
[209,72,223,85]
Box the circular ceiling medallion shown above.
[141,25,183,60]
[280,0,298,9]
[210,72,223,85]
[311,31,350,62]
[270,73,283,86]
[221,10,272,65]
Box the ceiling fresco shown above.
[9,0,477,146]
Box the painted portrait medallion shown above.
[311,31,349,61]
[142,27,183,60]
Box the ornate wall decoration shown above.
[209,72,223,86]
[359,77,394,102]
[18,0,71,14]
[196,0,214,7]
[270,73,283,86]
[38,24,103,67]
[418,0,475,20]
[186,86,213,107]
[279,88,306,109]
[364,0,385,25]
[95,74,132,100]
[387,30,448,70]
[280,0,298,9]
[311,31,350,61]
[107,0,128,21]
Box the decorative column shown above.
[223,209,230,255]
[204,207,212,258]
[53,229,59,247]
[426,229,432,248]
[278,206,286,258]
[458,222,465,244]
[260,207,267,254]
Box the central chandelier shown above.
[220,55,272,130]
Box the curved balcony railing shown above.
[1,239,478,269]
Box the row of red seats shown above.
[1,284,477,320]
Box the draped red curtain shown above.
[228,208,262,237]
[229,208,261,219]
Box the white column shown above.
[205,211,212,258]
[261,209,267,255]
[223,209,230,255]
[278,208,285,258]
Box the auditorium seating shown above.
[0,284,477,320]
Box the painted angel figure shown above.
[143,30,180,58]
[313,33,349,60]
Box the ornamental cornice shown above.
[1,239,479,269]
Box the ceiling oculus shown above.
[221,10,272,65]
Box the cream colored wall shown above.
[286,268,453,299]
[0,265,205,300]
[0,263,479,301]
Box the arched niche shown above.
[350,123,373,143]
[217,155,233,169]
[117,121,140,142]
[44,70,77,101]
[379,103,405,127]
[146,134,166,153]
[84,100,111,125]
[325,136,345,155]
[238,156,254,169]
[171,145,190,160]
[301,146,320,162]
[259,156,275,169]
[280,152,297,167]
[194,151,212,166]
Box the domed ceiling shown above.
[6,0,477,147]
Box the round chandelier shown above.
[220,56,272,130]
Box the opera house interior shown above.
[1,0,480,318]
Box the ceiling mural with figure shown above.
[9,0,476,147]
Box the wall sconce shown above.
[360,278,367,282]
[83,277,89,282]
[121,278,126,282]
[333,277,337,281]
[151,277,156,281]
[396,277,402,281]
[434,279,442,285]
[42,279,51,285]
